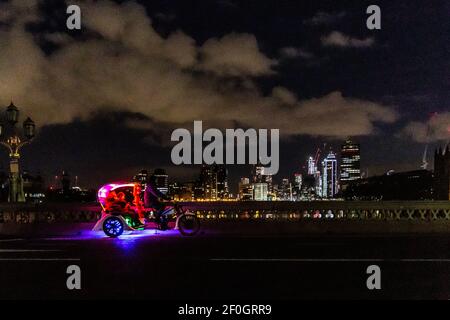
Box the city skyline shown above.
[0,0,448,190]
[6,137,449,197]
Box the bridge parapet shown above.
[0,201,449,224]
[181,201,450,221]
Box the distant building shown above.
[168,181,194,201]
[340,139,361,190]
[151,168,169,195]
[216,165,228,199]
[253,164,265,183]
[299,156,321,200]
[307,156,316,175]
[22,171,45,203]
[434,146,450,200]
[265,176,276,200]
[293,173,302,200]
[240,177,250,185]
[280,178,292,200]
[238,177,253,200]
[46,170,96,202]
[133,169,149,189]
[343,170,433,200]
[314,170,322,198]
[252,163,274,199]
[253,183,268,201]
[168,182,182,200]
[61,170,71,193]
[199,165,216,200]
[294,173,302,190]
[198,164,228,200]
[322,151,338,198]
[299,174,316,200]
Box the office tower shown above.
[252,163,273,199]
[253,164,264,183]
[133,169,149,189]
[199,164,217,200]
[240,177,250,185]
[198,164,228,200]
[307,156,316,175]
[264,173,274,198]
[61,170,71,193]
[216,164,229,199]
[293,173,302,200]
[322,151,338,198]
[253,182,268,201]
[280,178,292,200]
[151,168,169,195]
[340,139,361,190]
[434,145,450,200]
[238,177,253,200]
[294,173,302,189]
[314,170,322,198]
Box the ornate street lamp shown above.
[0,102,36,202]
[6,102,19,124]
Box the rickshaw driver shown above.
[143,177,171,230]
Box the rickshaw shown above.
[93,183,200,237]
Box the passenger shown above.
[116,192,130,212]
[116,190,144,228]
[104,191,118,213]
[133,184,145,222]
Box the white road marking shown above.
[0,249,61,252]
[0,258,80,261]
[210,258,450,262]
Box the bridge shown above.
[182,200,450,220]
[1,201,449,299]
[0,201,449,236]
[0,201,449,223]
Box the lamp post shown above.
[0,102,36,202]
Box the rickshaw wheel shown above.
[178,214,200,236]
[103,216,124,237]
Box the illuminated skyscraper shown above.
[199,164,217,200]
[307,156,316,175]
[238,177,253,200]
[133,169,149,189]
[314,170,322,197]
[322,151,338,198]
[340,139,361,190]
[252,163,273,199]
[280,178,292,200]
[253,164,264,183]
[216,164,229,199]
[253,182,268,201]
[151,168,169,195]
[199,164,228,200]
[294,173,302,189]
[293,173,302,200]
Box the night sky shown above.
[0,0,449,192]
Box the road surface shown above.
[0,229,449,299]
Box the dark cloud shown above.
[0,0,395,139]
[0,0,445,188]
